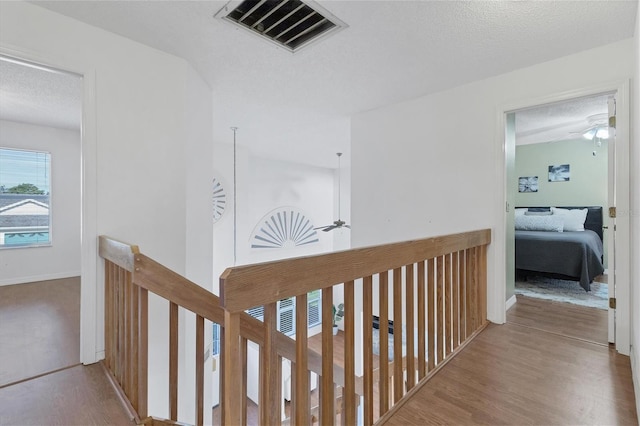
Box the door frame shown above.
[494,79,631,355]
[0,43,100,364]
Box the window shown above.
[0,148,51,248]
[245,291,323,337]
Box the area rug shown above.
[515,276,608,310]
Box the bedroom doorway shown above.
[501,82,631,353]
[0,47,100,365]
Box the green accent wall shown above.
[515,139,608,207]
[515,138,608,266]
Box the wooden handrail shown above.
[99,235,139,271]
[221,228,491,425]
[99,235,355,426]
[220,229,490,312]
[101,227,491,426]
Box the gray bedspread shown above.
[515,230,604,291]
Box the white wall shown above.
[630,2,640,422]
[211,145,343,405]
[352,39,634,323]
[182,62,215,426]
[0,2,212,421]
[0,120,81,285]
[213,147,337,284]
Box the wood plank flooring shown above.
[507,295,608,345]
[382,296,636,426]
[0,363,135,425]
[0,277,81,387]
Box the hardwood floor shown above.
[0,363,134,425]
[0,278,133,425]
[381,322,636,425]
[382,295,630,425]
[0,277,81,387]
[507,295,608,345]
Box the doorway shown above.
[0,55,83,384]
[499,81,631,354]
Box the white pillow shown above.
[551,207,588,232]
[514,208,527,217]
[515,215,564,232]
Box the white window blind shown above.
[0,148,51,248]
[244,290,323,337]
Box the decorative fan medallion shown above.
[212,177,227,223]
[251,208,319,249]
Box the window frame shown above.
[0,147,52,250]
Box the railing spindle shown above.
[479,244,488,326]
[196,315,204,426]
[118,266,125,386]
[392,268,403,403]
[460,249,467,343]
[104,261,112,370]
[417,261,426,380]
[436,256,444,365]
[379,271,389,416]
[427,258,435,372]
[405,264,415,390]
[295,294,310,425]
[344,280,356,425]
[320,288,334,426]
[223,310,242,425]
[445,253,452,357]
[260,302,280,425]
[363,275,374,426]
[452,251,460,351]
[169,302,178,421]
[138,285,148,419]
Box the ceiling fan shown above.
[315,152,350,232]
[567,113,610,140]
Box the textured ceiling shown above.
[7,1,640,166]
[0,58,82,131]
[515,94,611,146]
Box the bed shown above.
[515,206,604,292]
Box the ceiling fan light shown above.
[595,127,609,139]
[583,129,596,140]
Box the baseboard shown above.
[0,271,80,287]
[505,294,517,311]
[631,346,640,425]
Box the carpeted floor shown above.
[515,276,608,310]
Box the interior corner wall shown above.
[182,65,214,426]
[0,120,81,285]
[351,38,634,324]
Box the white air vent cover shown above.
[215,0,347,53]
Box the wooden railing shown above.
[220,229,491,425]
[99,236,352,425]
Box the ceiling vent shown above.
[215,0,347,53]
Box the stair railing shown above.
[99,235,353,425]
[220,228,491,425]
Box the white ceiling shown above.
[2,1,637,167]
[0,58,82,131]
[515,93,611,146]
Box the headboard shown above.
[517,206,604,242]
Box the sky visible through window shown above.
[0,148,50,193]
